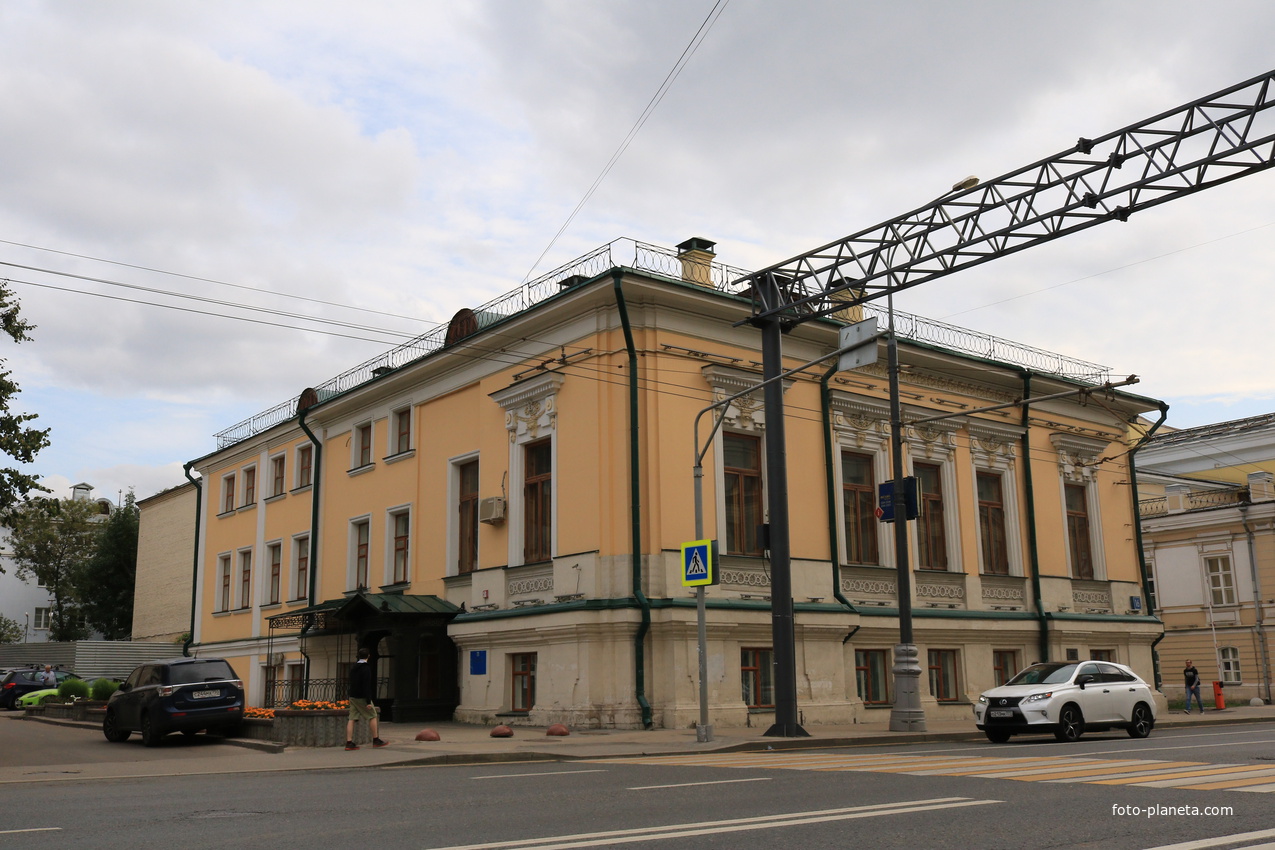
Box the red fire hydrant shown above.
[1213,680,1226,710]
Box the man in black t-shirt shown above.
[1184,660,1203,714]
[345,647,388,750]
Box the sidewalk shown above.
[5,700,1272,785]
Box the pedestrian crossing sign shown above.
[680,539,719,587]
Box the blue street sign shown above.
[877,477,919,523]
[681,539,719,587]
[469,650,487,676]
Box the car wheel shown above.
[985,729,1011,744]
[141,713,164,747]
[1054,704,1084,742]
[1127,703,1154,739]
[102,710,130,743]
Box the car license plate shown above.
[989,709,1014,718]
[191,689,220,699]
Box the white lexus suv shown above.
[974,660,1157,743]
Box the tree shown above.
[0,613,22,644]
[0,282,50,527]
[77,491,138,639]
[5,497,101,640]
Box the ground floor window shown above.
[1089,649,1113,662]
[992,650,1018,687]
[855,649,891,705]
[511,653,536,712]
[1220,647,1242,684]
[740,648,775,708]
[927,649,960,702]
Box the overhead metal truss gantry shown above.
[739,68,1275,323]
[736,68,1275,738]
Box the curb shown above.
[22,713,286,753]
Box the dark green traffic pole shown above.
[756,273,807,738]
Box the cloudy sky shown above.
[1,0,1273,503]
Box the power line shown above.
[519,0,731,284]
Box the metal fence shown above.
[262,676,389,708]
[215,238,1112,449]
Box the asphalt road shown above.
[4,720,1275,849]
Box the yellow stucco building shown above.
[186,238,1165,728]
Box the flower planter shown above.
[271,709,365,748]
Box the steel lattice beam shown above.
[741,69,1275,321]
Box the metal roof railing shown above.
[214,239,1111,449]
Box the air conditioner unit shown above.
[479,496,506,524]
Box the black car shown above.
[103,657,244,746]
[0,667,78,709]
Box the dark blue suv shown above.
[103,657,244,746]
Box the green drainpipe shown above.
[612,270,653,729]
[1129,401,1169,689]
[1019,371,1049,664]
[820,365,857,615]
[297,401,324,697]
[182,461,203,657]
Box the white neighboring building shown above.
[0,482,114,643]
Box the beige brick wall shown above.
[133,483,198,642]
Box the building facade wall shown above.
[188,264,1165,724]
[133,483,198,642]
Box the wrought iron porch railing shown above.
[262,676,388,708]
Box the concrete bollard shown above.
[546,723,570,736]
[490,725,514,738]
[415,728,441,741]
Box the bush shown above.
[90,678,119,701]
[58,678,90,700]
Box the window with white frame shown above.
[270,455,286,498]
[238,549,253,609]
[453,456,480,576]
[969,420,1026,577]
[266,542,282,605]
[292,535,310,601]
[907,418,961,572]
[296,444,313,489]
[217,555,232,612]
[221,473,236,514]
[354,422,374,469]
[1220,647,1242,683]
[828,392,890,567]
[492,372,564,568]
[1051,433,1109,581]
[33,607,50,630]
[351,518,371,590]
[242,466,257,506]
[389,508,411,585]
[1205,555,1237,605]
[392,407,412,456]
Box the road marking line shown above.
[1086,764,1275,786]
[470,769,609,780]
[0,829,62,835]
[1140,827,1275,850]
[1173,771,1275,791]
[628,777,772,790]
[421,798,1002,850]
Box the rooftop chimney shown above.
[676,237,717,288]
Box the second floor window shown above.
[524,440,552,563]
[268,543,282,605]
[218,556,231,611]
[392,512,410,584]
[271,456,286,497]
[222,474,236,514]
[243,467,256,505]
[458,460,479,574]
[239,551,252,609]
[353,521,370,589]
[394,409,412,455]
[297,445,313,488]
[977,472,1009,575]
[915,462,947,570]
[841,450,877,565]
[357,424,373,468]
[1065,483,1093,580]
[724,433,763,556]
[294,536,310,601]
[1206,555,1236,605]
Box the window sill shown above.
[496,711,532,718]
[291,484,314,495]
[237,502,257,513]
[379,582,409,594]
[264,493,286,504]
[260,602,282,611]
[216,509,236,519]
[347,464,375,477]
[384,450,415,465]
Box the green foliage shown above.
[77,491,138,639]
[6,497,102,640]
[0,282,49,521]
[0,613,23,643]
[90,678,119,701]
[58,678,90,700]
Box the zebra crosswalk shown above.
[590,751,1275,793]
